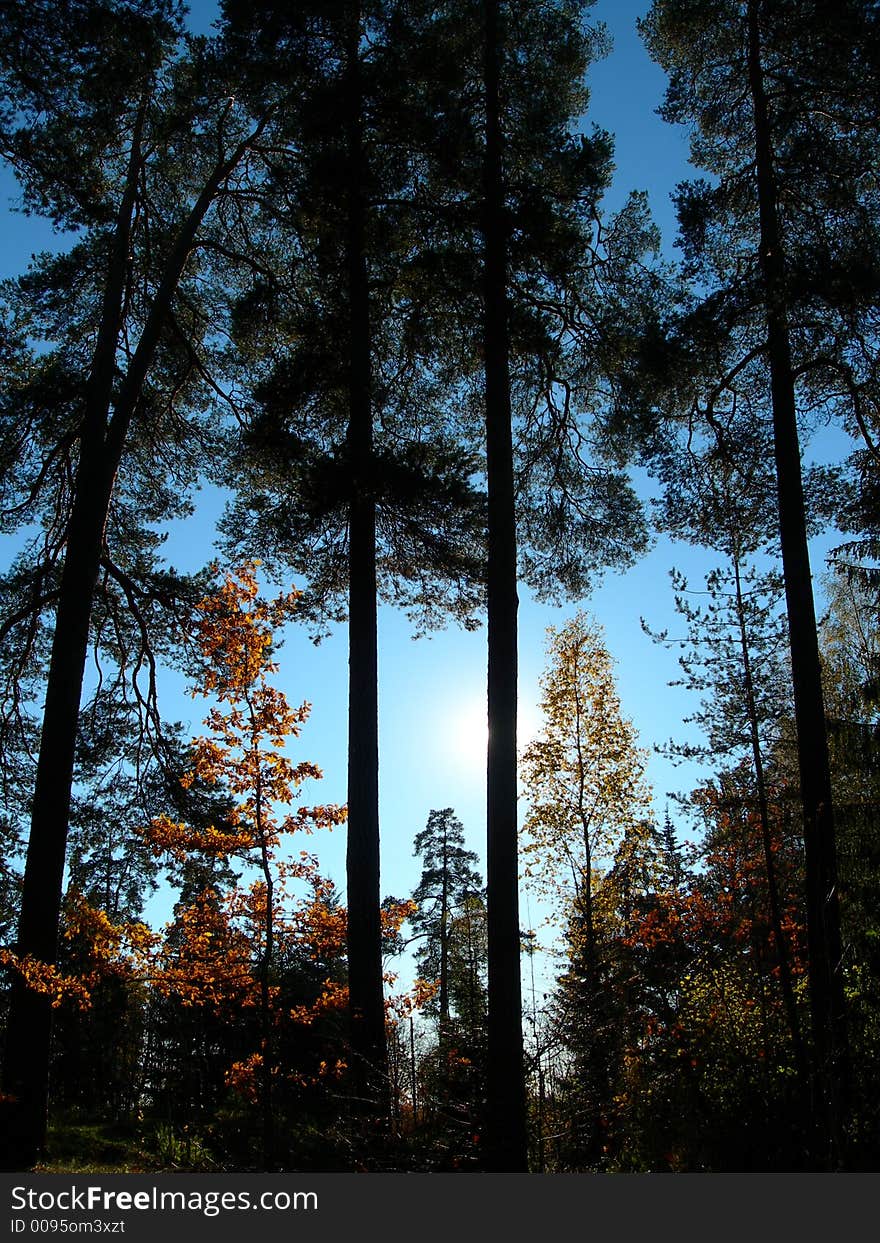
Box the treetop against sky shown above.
[0,0,840,953]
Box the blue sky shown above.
[0,2,844,985]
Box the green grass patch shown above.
[36,1116,162,1174]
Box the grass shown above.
[34,1116,181,1174]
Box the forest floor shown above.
[33,1117,213,1173]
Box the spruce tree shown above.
[410,809,484,1040]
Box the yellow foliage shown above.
[521,612,654,942]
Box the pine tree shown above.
[408,809,487,1159]
[220,0,657,1166]
[217,0,489,1116]
[645,556,807,1081]
[634,0,880,1164]
[408,0,655,1169]
[410,809,484,1041]
[0,2,289,1165]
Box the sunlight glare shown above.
[444,697,489,770]
[439,696,544,773]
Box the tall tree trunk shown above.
[258,886,275,1170]
[1,437,124,1168]
[570,641,610,1169]
[482,0,528,1173]
[0,109,261,1167]
[0,104,147,1166]
[343,0,388,1115]
[409,1015,418,1124]
[746,0,848,1169]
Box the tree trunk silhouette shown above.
[746,0,848,1168]
[343,0,388,1116]
[482,0,528,1173]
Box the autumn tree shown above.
[140,564,346,1167]
[521,611,653,1166]
[522,613,653,954]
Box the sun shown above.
[438,695,544,774]
[441,696,489,772]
